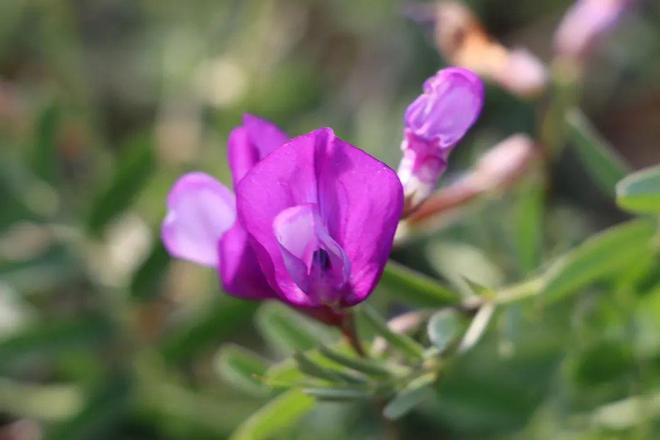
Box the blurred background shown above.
[1,0,660,439]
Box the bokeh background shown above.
[1,0,660,439]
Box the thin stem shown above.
[341,311,366,357]
[494,278,545,305]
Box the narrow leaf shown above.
[383,374,435,420]
[256,302,337,355]
[294,352,365,385]
[229,389,315,440]
[31,103,60,184]
[514,181,544,273]
[86,137,154,236]
[303,387,372,401]
[616,166,660,214]
[360,305,424,360]
[542,219,655,302]
[380,260,461,307]
[318,345,392,377]
[566,108,630,196]
[215,344,270,396]
[130,241,170,301]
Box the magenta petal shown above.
[218,223,277,299]
[315,134,404,305]
[228,114,288,185]
[162,172,236,267]
[237,128,403,307]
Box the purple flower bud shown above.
[236,128,403,308]
[554,0,633,59]
[398,67,484,208]
[162,115,288,300]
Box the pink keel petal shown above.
[162,172,236,267]
[273,204,350,305]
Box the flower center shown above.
[273,204,350,305]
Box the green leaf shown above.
[0,315,113,370]
[360,305,424,360]
[130,241,170,301]
[383,374,435,420]
[427,309,462,353]
[0,378,82,421]
[47,375,132,440]
[566,108,630,196]
[542,219,655,302]
[380,260,461,307]
[31,102,61,184]
[229,389,315,440]
[294,352,365,385]
[514,181,544,273]
[318,345,392,377]
[256,302,337,355]
[215,344,270,396]
[261,359,306,388]
[616,166,660,214]
[160,297,257,363]
[302,387,372,401]
[86,136,155,236]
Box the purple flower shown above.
[398,67,484,209]
[554,0,634,59]
[162,114,287,299]
[236,128,404,308]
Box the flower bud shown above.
[554,0,634,59]
[398,67,484,211]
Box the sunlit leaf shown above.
[616,166,660,214]
[542,219,655,302]
[229,389,315,440]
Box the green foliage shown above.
[229,390,316,440]
[86,137,155,237]
[617,166,660,214]
[566,108,630,196]
[1,0,660,439]
[541,219,655,302]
